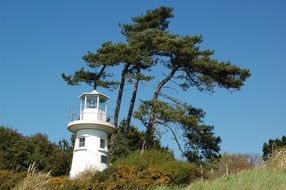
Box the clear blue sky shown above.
[1,1,285,158]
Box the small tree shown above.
[135,97,221,163]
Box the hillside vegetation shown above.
[2,126,286,190]
[160,148,286,190]
[0,149,201,190]
[186,168,286,190]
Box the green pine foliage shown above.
[135,99,221,164]
[109,121,165,162]
[109,131,130,163]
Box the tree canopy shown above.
[61,6,251,163]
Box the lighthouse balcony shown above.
[69,109,113,123]
[67,119,116,134]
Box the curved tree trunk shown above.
[124,66,141,137]
[93,65,107,90]
[142,66,179,150]
[113,64,130,128]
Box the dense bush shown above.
[0,127,201,189]
[0,170,26,190]
[114,149,174,168]
[29,149,200,190]
[0,126,72,176]
[157,161,200,185]
[104,149,200,189]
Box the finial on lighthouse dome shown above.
[67,89,116,179]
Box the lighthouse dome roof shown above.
[79,89,109,99]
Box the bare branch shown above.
[159,92,185,106]
[157,121,187,157]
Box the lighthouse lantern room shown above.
[67,89,116,179]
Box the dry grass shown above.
[157,149,286,190]
[12,163,50,190]
[268,148,286,169]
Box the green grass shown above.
[157,168,286,190]
[186,168,286,190]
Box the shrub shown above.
[114,149,175,169]
[0,126,72,176]
[107,149,200,188]
[157,161,200,185]
[56,149,200,190]
[47,176,69,190]
[0,170,26,190]
[73,169,98,190]
[90,165,170,190]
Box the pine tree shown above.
[131,9,251,149]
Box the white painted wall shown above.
[69,128,109,179]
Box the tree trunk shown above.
[124,66,141,137]
[113,64,130,128]
[142,66,179,149]
[93,65,107,90]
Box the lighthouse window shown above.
[86,96,97,109]
[100,139,106,149]
[79,137,85,147]
[101,155,108,165]
[99,98,107,111]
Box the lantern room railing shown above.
[68,108,113,124]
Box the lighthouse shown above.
[67,89,116,178]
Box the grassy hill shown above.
[187,168,286,190]
[159,148,286,190]
[158,168,286,190]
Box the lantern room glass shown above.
[86,95,97,109]
[99,97,107,111]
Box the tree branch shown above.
[158,121,187,157]
[159,92,185,106]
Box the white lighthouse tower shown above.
[67,89,116,178]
